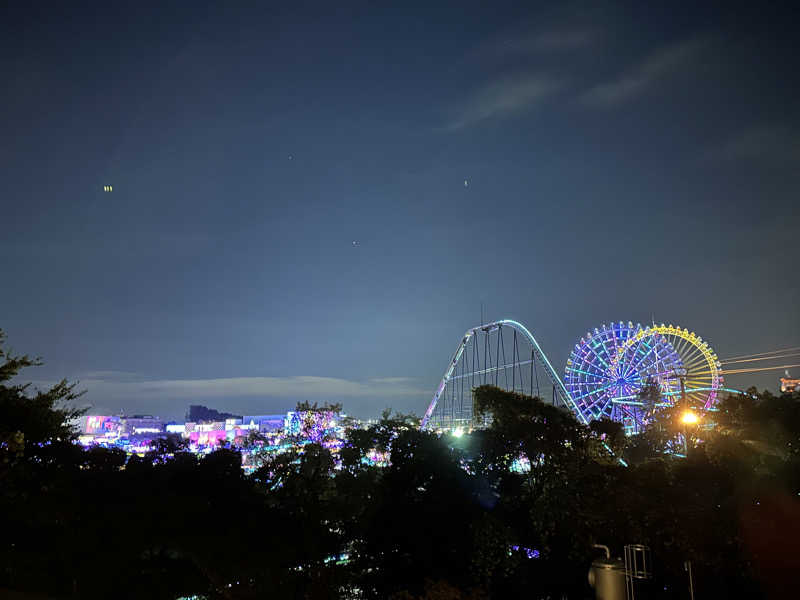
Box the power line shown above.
[696,363,800,376]
[719,346,800,362]
[721,352,800,366]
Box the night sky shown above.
[3,2,798,420]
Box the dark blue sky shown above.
[3,1,798,419]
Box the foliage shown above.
[2,330,799,599]
[637,376,662,412]
[295,400,343,414]
[0,330,86,452]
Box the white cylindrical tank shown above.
[588,556,626,600]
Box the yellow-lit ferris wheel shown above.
[612,324,723,410]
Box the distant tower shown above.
[780,370,800,393]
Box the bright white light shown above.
[452,427,464,438]
[681,410,699,425]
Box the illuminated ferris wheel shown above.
[564,322,723,433]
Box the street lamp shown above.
[681,410,699,425]
[675,374,699,457]
[680,409,700,457]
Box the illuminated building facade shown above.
[242,414,285,433]
[84,415,120,435]
[119,415,164,435]
[79,406,359,465]
[780,374,800,393]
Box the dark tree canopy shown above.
[1,332,798,599]
[0,329,86,462]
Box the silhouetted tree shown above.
[3,329,798,599]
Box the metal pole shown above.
[684,560,695,600]
[495,326,501,387]
[484,332,489,385]
[512,330,517,392]
[530,348,534,396]
[681,376,688,457]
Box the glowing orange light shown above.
[681,410,699,425]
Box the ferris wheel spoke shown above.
[684,367,713,380]
[570,382,617,402]
[684,379,712,387]
[623,338,671,380]
[683,358,715,376]
[674,337,696,370]
[572,347,602,373]
[585,355,612,376]
[584,343,612,372]
[665,337,710,372]
[677,343,702,361]
[670,335,688,356]
[620,340,654,379]
[587,388,615,415]
[684,353,706,372]
[598,394,615,418]
[568,369,607,383]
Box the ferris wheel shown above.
[564,322,723,433]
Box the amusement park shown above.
[4,315,800,599]
[3,1,800,598]
[422,318,800,445]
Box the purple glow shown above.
[511,545,540,559]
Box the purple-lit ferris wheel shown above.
[564,322,683,433]
[564,321,724,433]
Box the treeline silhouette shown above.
[2,331,799,599]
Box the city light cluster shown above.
[78,407,365,469]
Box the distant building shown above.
[780,371,800,393]
[119,414,163,435]
[83,415,120,434]
[80,414,165,451]
[241,414,285,433]
[185,405,242,423]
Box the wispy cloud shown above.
[26,370,430,420]
[581,37,709,108]
[82,370,144,380]
[702,126,800,166]
[134,375,426,399]
[478,28,598,59]
[446,73,562,131]
[31,372,428,405]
